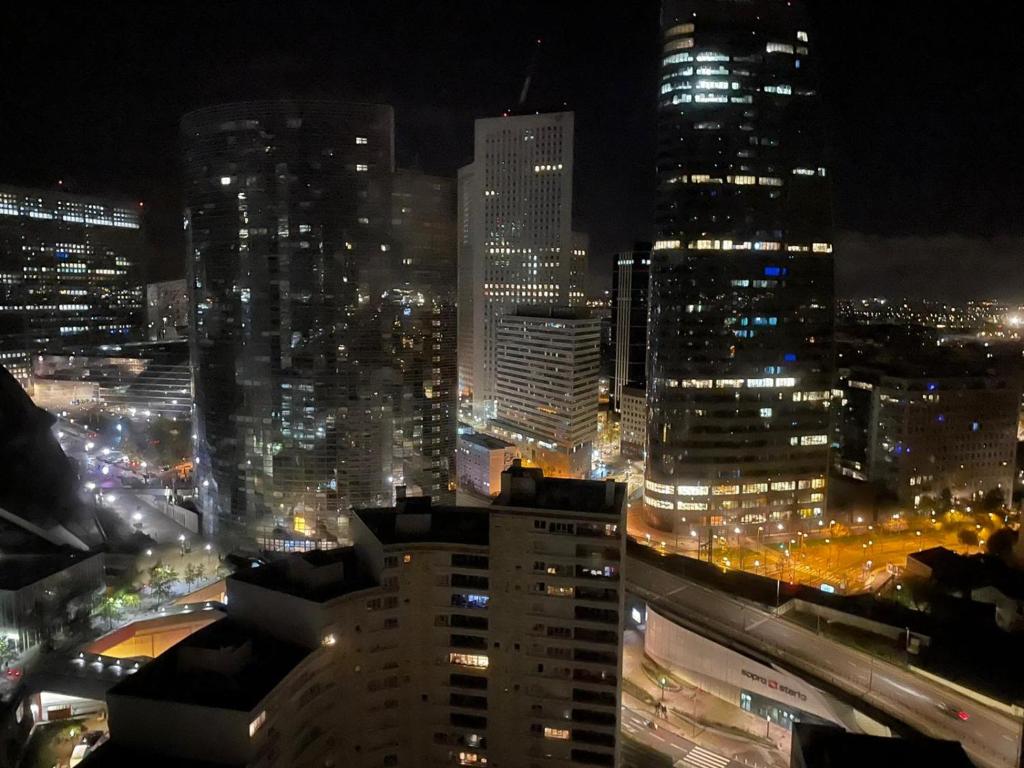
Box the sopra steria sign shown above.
[741,669,808,702]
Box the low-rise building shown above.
[456,432,518,496]
[92,465,626,768]
[791,722,972,768]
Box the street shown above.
[627,556,1021,768]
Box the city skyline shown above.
[2,1,1023,300]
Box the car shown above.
[937,702,969,721]
[643,718,658,730]
[69,731,107,767]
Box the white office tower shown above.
[491,308,600,479]
[457,111,586,418]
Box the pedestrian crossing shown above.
[677,745,731,768]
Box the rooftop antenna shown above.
[518,38,543,109]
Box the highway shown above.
[627,555,1022,768]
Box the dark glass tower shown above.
[644,0,834,534]
[610,243,651,412]
[183,100,396,542]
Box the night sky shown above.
[1,1,1021,299]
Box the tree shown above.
[957,529,979,548]
[93,589,141,631]
[183,563,200,592]
[148,562,179,603]
[981,487,1006,513]
[0,636,18,669]
[986,527,1018,562]
[939,488,954,514]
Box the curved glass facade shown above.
[183,100,396,542]
[645,0,834,532]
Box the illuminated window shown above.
[759,407,773,418]
[403,554,413,564]
[449,653,489,669]
[249,710,267,738]
[664,37,694,53]
[645,480,675,495]
[766,42,795,54]
[219,176,232,186]
[797,30,809,42]
[677,485,710,496]
[322,633,337,647]
[356,164,368,172]
[356,136,368,144]
[712,485,739,496]
[544,727,570,740]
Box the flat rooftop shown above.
[108,618,308,712]
[792,722,973,767]
[356,501,491,547]
[495,464,625,517]
[459,432,515,451]
[229,546,375,603]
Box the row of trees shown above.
[93,560,211,630]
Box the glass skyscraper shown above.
[183,100,397,542]
[644,0,834,534]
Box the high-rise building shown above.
[0,185,144,352]
[94,465,626,768]
[183,100,396,541]
[618,386,646,461]
[610,244,650,413]
[490,308,600,479]
[146,278,189,341]
[391,169,457,299]
[644,0,834,534]
[457,112,586,418]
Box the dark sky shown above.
[1,1,1021,299]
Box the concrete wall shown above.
[644,608,846,726]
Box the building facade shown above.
[610,244,650,413]
[96,466,626,768]
[490,308,600,479]
[183,100,396,541]
[835,366,1020,504]
[391,170,457,300]
[0,185,144,352]
[644,0,834,534]
[146,278,189,341]
[457,112,586,418]
[618,386,646,461]
[456,432,518,496]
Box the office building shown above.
[0,184,144,352]
[610,244,650,413]
[457,112,586,418]
[183,100,396,541]
[456,432,518,496]
[644,0,834,533]
[618,386,646,461]
[146,278,189,341]
[834,364,1020,504]
[392,170,457,299]
[383,289,458,501]
[0,350,33,392]
[94,465,626,768]
[490,308,600,479]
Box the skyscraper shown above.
[183,100,396,541]
[457,112,586,418]
[0,185,144,352]
[490,307,600,478]
[644,0,834,534]
[610,243,650,413]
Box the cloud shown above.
[835,231,1024,302]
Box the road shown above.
[622,704,738,768]
[627,556,1021,768]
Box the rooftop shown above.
[108,618,308,712]
[355,499,491,547]
[459,432,516,451]
[909,546,1024,600]
[81,742,237,768]
[229,546,375,604]
[495,462,625,518]
[791,722,973,768]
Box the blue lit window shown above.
[764,266,782,277]
[971,421,980,432]
[784,353,797,362]
[927,382,937,392]
[937,414,945,423]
